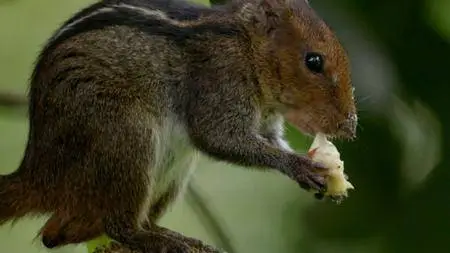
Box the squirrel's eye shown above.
[305,52,324,74]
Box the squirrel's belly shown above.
[138,116,200,224]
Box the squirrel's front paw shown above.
[289,155,327,193]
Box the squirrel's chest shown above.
[147,118,200,203]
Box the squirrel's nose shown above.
[338,113,357,139]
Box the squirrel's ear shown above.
[233,0,288,35]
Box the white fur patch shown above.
[111,3,192,26]
[138,115,200,225]
[113,3,170,21]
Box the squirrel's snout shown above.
[337,113,357,139]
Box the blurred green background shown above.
[1,0,449,252]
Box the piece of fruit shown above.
[308,133,354,201]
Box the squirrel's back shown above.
[29,0,241,115]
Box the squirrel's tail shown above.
[0,163,37,225]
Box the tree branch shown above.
[209,0,228,5]
[0,91,27,108]
[92,242,134,253]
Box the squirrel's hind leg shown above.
[102,174,222,253]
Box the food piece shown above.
[308,133,354,201]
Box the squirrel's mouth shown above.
[284,110,356,140]
[284,110,320,137]
[287,120,352,140]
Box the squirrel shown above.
[0,0,357,252]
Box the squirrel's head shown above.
[232,0,357,139]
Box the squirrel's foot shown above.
[187,241,223,253]
[163,232,223,253]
